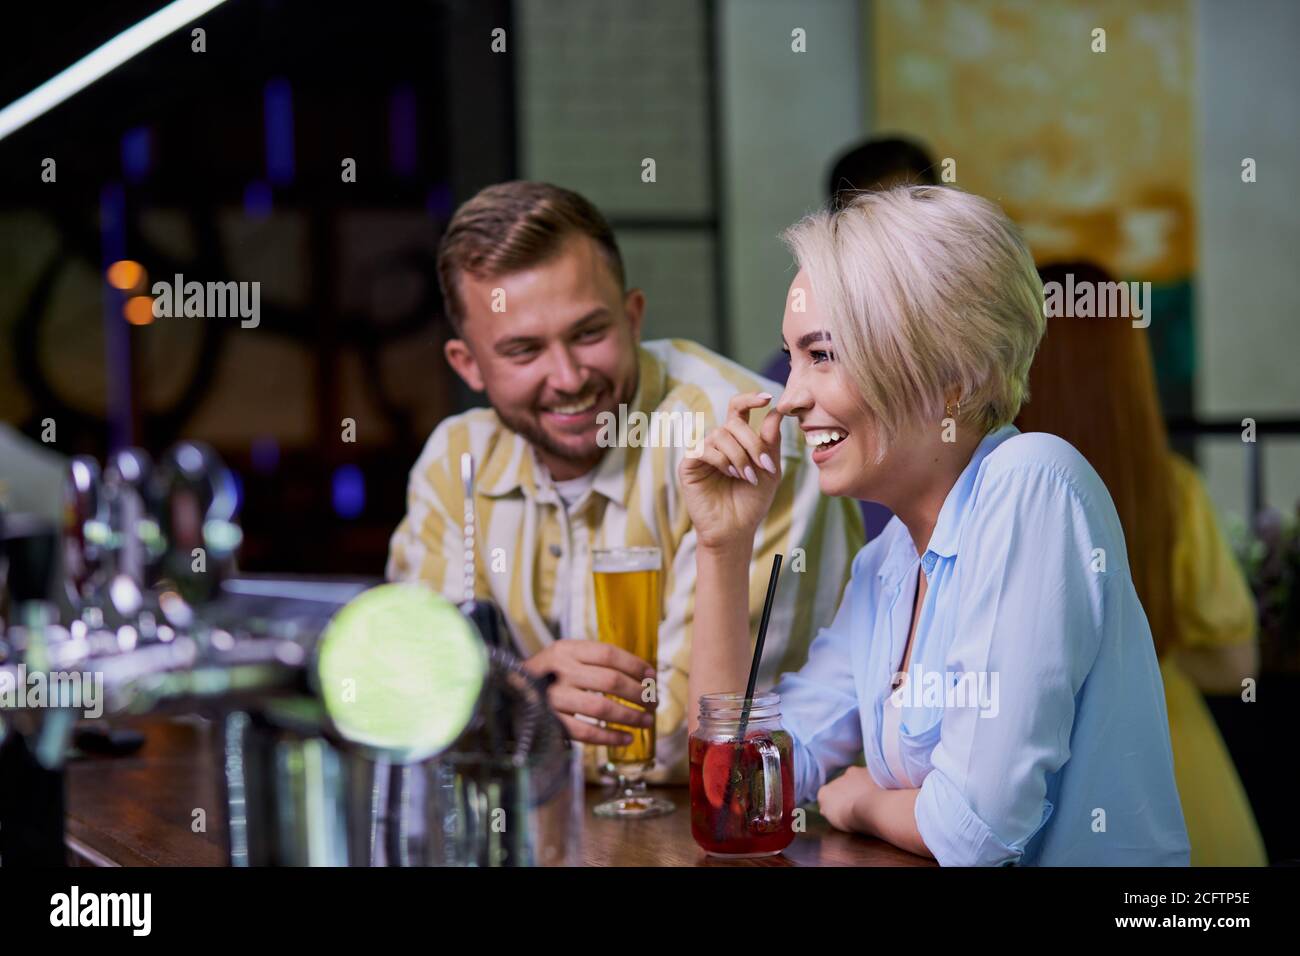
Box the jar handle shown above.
[751,736,783,831]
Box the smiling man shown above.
[387,181,863,782]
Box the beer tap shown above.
[60,456,117,651]
[61,456,107,613]
[57,456,147,755]
[155,441,242,612]
[100,448,165,635]
[6,442,572,867]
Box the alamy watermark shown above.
[50,886,151,936]
[888,665,1000,719]
[151,273,260,328]
[596,404,707,455]
[0,665,103,718]
[1042,273,1151,328]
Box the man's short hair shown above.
[826,136,938,206]
[436,181,626,332]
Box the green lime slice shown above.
[316,583,487,761]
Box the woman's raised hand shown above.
[677,391,784,551]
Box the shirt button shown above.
[922,553,936,574]
[548,544,562,557]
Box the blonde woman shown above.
[680,187,1190,865]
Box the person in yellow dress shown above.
[1017,262,1266,866]
[1163,455,1265,864]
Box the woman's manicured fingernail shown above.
[760,453,776,474]
[756,392,773,402]
[744,466,758,485]
[621,733,634,744]
[728,466,739,478]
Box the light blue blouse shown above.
[772,425,1190,866]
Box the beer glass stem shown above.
[616,770,647,803]
[593,763,674,818]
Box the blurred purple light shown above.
[250,437,280,473]
[230,469,245,516]
[244,181,273,218]
[121,126,152,182]
[263,77,295,185]
[332,465,365,519]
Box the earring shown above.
[945,399,961,419]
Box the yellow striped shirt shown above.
[386,339,864,782]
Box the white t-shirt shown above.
[553,470,596,510]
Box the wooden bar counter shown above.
[63,717,934,867]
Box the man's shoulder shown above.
[412,406,511,471]
[643,339,778,410]
[642,339,801,455]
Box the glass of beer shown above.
[591,546,675,818]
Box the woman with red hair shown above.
[1016,261,1265,866]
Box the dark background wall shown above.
[0,0,515,575]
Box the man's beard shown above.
[493,370,640,468]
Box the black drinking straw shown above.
[714,552,782,842]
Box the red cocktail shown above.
[689,726,795,857]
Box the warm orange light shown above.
[124,295,155,326]
[107,259,145,291]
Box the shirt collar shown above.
[479,345,667,507]
[877,423,1020,585]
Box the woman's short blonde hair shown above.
[782,186,1044,458]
